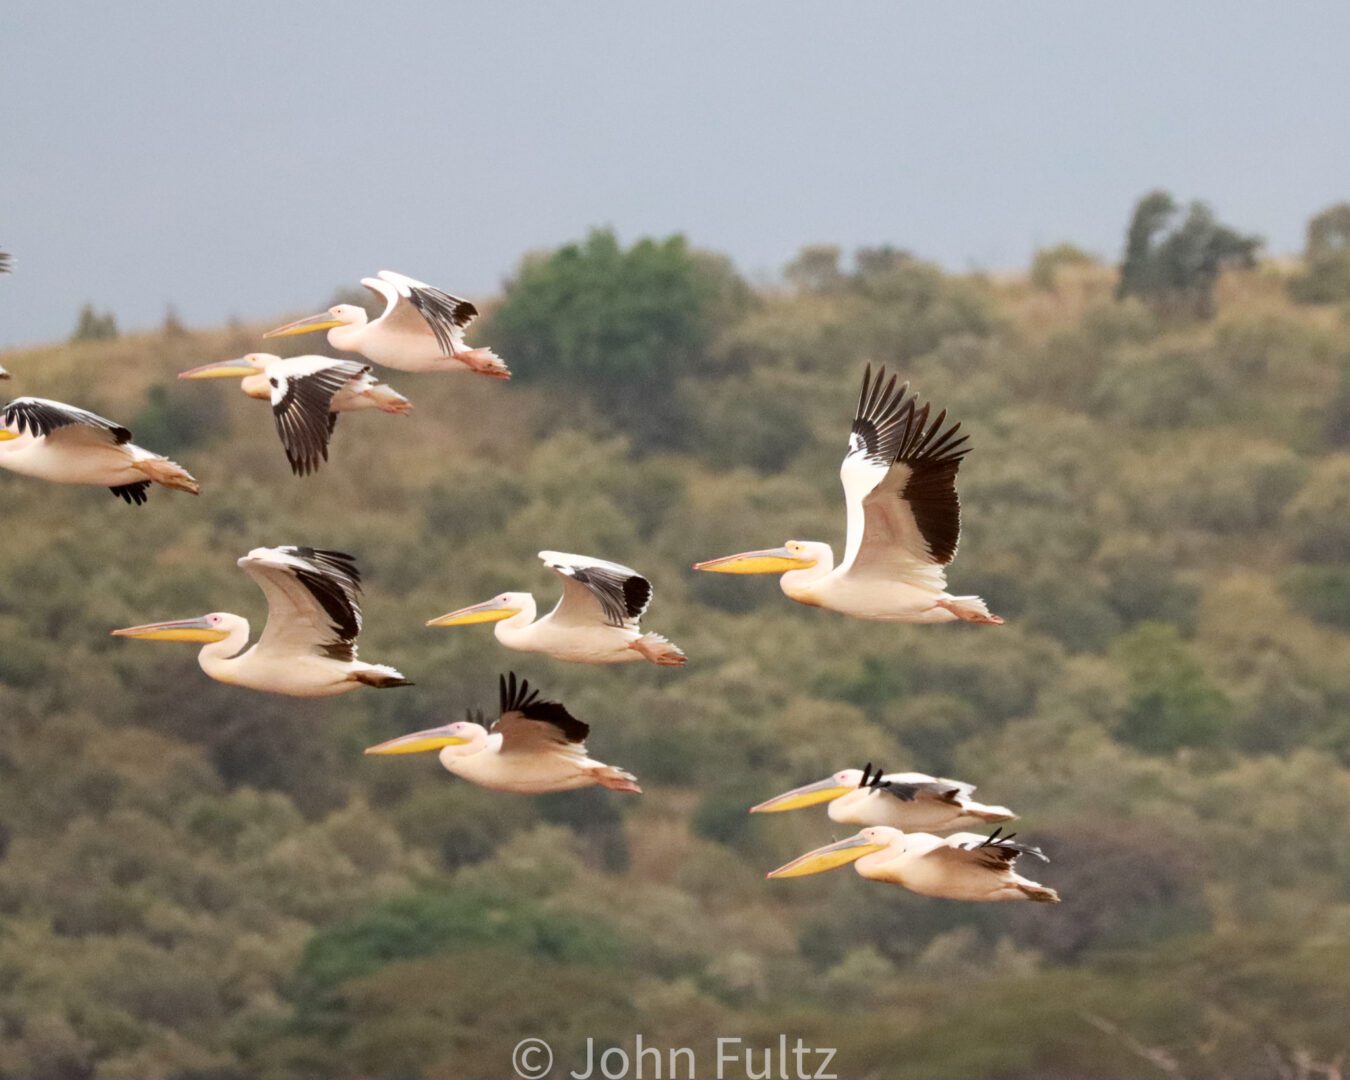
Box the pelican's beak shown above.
[364,725,471,755]
[111,616,230,643]
[693,546,816,574]
[750,776,854,814]
[178,359,257,380]
[426,598,521,628]
[0,430,16,441]
[264,311,343,338]
[767,833,889,880]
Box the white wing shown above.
[932,828,1048,871]
[238,546,364,662]
[838,365,970,589]
[539,550,652,628]
[267,356,370,476]
[361,269,478,356]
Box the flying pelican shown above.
[693,365,1001,624]
[751,763,1015,834]
[427,551,687,666]
[112,546,411,696]
[264,270,509,379]
[0,367,10,380]
[0,249,10,273]
[178,353,411,475]
[0,397,199,504]
[768,826,1059,903]
[365,672,641,794]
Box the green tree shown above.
[1112,623,1231,752]
[1117,190,1260,318]
[70,303,118,341]
[1289,202,1350,303]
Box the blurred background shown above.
[3,3,1350,1078]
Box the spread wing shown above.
[857,762,973,805]
[938,828,1048,870]
[238,546,363,662]
[838,365,970,587]
[491,671,590,751]
[2,397,132,445]
[539,550,652,628]
[268,357,370,476]
[362,270,477,356]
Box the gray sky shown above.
[4,1,1348,348]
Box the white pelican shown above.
[768,826,1060,903]
[694,365,1001,624]
[0,249,9,273]
[178,353,411,475]
[751,762,1015,834]
[112,546,411,696]
[0,367,10,380]
[365,672,641,794]
[427,551,687,666]
[264,270,509,379]
[0,397,199,504]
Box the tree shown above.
[70,303,117,342]
[1117,190,1261,318]
[1289,202,1350,303]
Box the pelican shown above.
[112,546,411,696]
[768,826,1060,903]
[365,672,641,794]
[751,762,1015,834]
[0,249,10,273]
[264,270,509,378]
[0,397,199,503]
[178,353,411,475]
[694,365,1001,624]
[428,551,687,666]
[0,367,10,380]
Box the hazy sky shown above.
[4,1,1349,348]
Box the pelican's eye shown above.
[269,378,278,387]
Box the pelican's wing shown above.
[0,250,10,274]
[539,550,652,628]
[938,828,1049,870]
[239,546,363,662]
[858,763,973,805]
[491,671,590,751]
[362,270,477,356]
[838,364,970,585]
[269,357,370,476]
[2,397,131,445]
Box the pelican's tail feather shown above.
[937,595,1004,625]
[368,383,413,414]
[968,802,1018,824]
[630,632,688,667]
[455,347,510,380]
[1017,880,1061,903]
[133,454,200,495]
[352,664,414,689]
[592,764,642,794]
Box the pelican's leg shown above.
[933,598,1005,625]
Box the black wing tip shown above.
[109,481,151,506]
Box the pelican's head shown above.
[111,612,240,644]
[766,826,901,880]
[364,717,487,759]
[265,304,367,339]
[426,592,531,629]
[178,354,275,399]
[750,768,866,814]
[693,540,824,575]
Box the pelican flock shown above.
[695,364,1002,624]
[365,672,640,794]
[0,238,1063,912]
[179,353,411,474]
[113,546,410,696]
[265,270,509,378]
[429,551,687,666]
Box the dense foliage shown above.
[1,212,1349,1079]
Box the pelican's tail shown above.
[1016,879,1061,903]
[968,801,1018,824]
[936,595,1004,625]
[629,632,688,667]
[368,383,413,414]
[454,347,511,380]
[351,664,414,689]
[591,764,642,794]
[133,453,200,495]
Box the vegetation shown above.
[1,198,1349,1078]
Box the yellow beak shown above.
[264,312,343,338]
[111,617,230,643]
[365,726,471,755]
[426,599,521,628]
[693,546,816,575]
[750,777,854,814]
[0,430,16,441]
[178,359,258,380]
[767,834,888,879]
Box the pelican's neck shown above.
[780,546,835,601]
[197,618,251,681]
[328,318,367,352]
[494,596,539,647]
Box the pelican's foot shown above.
[934,598,1005,625]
